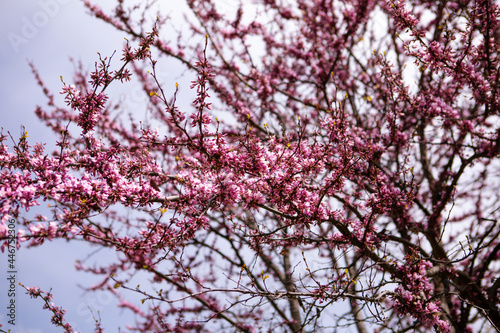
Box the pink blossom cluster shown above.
[394,255,450,332]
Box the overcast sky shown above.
[0,1,189,331]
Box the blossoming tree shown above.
[2,0,500,332]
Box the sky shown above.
[0,0,192,332]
